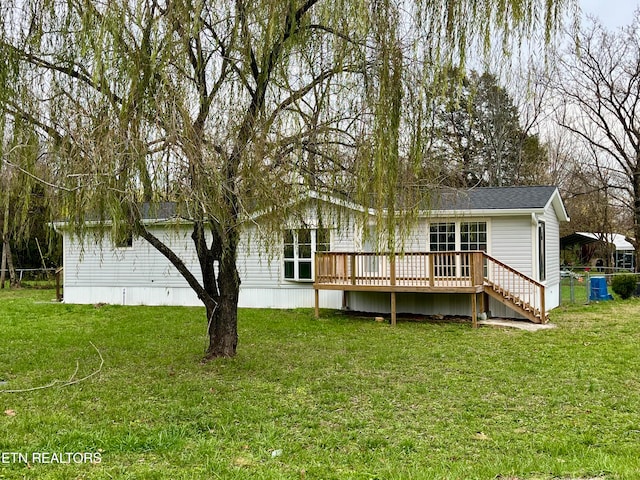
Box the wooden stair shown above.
[484,282,548,324]
[482,254,548,324]
[313,251,548,325]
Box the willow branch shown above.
[0,342,104,394]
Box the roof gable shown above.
[55,186,569,230]
[428,186,569,221]
[434,186,557,210]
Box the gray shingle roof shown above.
[433,186,558,211]
[139,202,178,220]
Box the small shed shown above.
[561,232,635,271]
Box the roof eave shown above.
[544,188,570,223]
[52,217,191,232]
[420,208,547,218]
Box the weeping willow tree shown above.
[0,115,47,288]
[0,0,571,358]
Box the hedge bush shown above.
[611,274,638,299]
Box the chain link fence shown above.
[0,268,59,289]
[561,267,640,305]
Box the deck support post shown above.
[429,257,435,287]
[314,288,319,318]
[350,254,356,285]
[315,252,544,324]
[480,291,488,316]
[471,292,478,328]
[390,291,397,326]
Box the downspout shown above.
[531,213,538,280]
[532,212,547,318]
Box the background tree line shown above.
[0,0,574,358]
[543,11,640,269]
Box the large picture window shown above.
[461,222,487,277]
[284,228,330,281]
[429,222,487,252]
[429,221,488,277]
[429,223,456,251]
[430,223,456,276]
[460,222,487,251]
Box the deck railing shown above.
[315,251,485,288]
[483,253,546,320]
[315,251,546,321]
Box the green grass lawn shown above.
[1,289,639,479]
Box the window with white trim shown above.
[460,222,487,251]
[538,221,546,281]
[461,222,487,277]
[429,223,456,251]
[430,223,456,276]
[429,221,488,277]
[284,228,330,281]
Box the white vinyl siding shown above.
[60,192,566,314]
[490,216,533,276]
[235,227,281,289]
[63,226,201,289]
[541,201,562,310]
[62,226,204,306]
[542,205,561,287]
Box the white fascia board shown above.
[544,188,570,223]
[51,217,192,232]
[418,208,546,218]
[244,190,371,223]
[307,190,370,214]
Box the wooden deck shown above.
[313,251,547,326]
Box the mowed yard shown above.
[1,290,639,480]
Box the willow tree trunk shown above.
[0,198,8,289]
[634,169,640,272]
[0,238,17,289]
[137,218,240,359]
[0,239,6,289]
[205,249,240,359]
[6,239,17,288]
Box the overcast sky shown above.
[578,0,639,29]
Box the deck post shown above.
[314,288,319,318]
[390,291,397,326]
[429,255,435,287]
[350,254,356,285]
[471,292,478,328]
[480,291,487,317]
[343,254,347,283]
[471,252,483,286]
[390,254,396,286]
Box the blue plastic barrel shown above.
[590,276,613,301]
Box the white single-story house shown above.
[55,186,569,323]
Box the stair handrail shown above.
[482,252,546,320]
[482,252,544,288]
